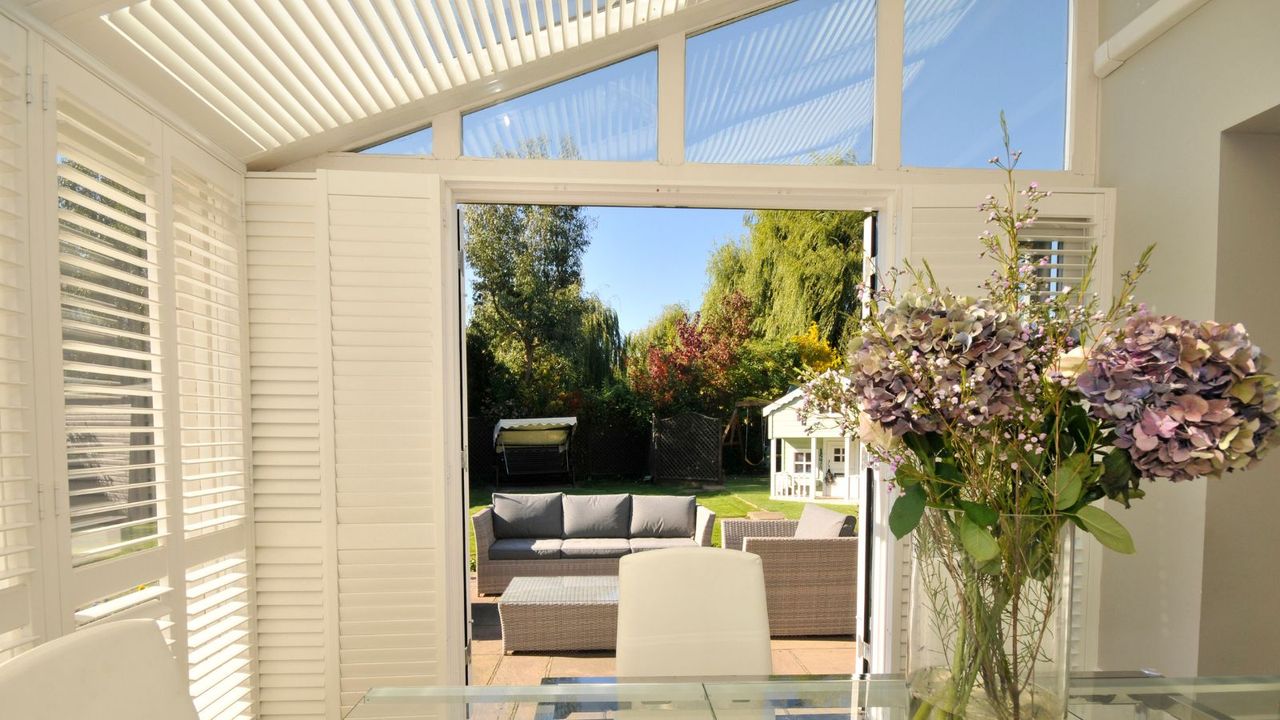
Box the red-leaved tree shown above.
[630,292,752,415]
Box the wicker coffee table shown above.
[498,576,619,653]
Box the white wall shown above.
[1198,129,1280,675]
[1095,0,1280,675]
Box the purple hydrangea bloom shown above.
[849,291,1035,438]
[1078,312,1280,481]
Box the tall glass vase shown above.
[906,509,1073,720]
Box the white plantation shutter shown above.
[324,170,446,714]
[245,174,330,719]
[170,137,253,720]
[902,185,1114,301]
[41,52,256,711]
[174,160,247,539]
[0,16,39,661]
[55,91,168,573]
[899,185,1115,671]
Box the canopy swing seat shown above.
[492,417,578,488]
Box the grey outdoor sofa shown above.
[473,492,715,595]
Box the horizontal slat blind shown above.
[1018,216,1097,300]
[56,95,165,568]
[326,172,443,713]
[246,175,329,719]
[174,162,247,538]
[187,553,252,720]
[0,15,38,662]
[172,151,253,719]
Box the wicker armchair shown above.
[721,518,858,637]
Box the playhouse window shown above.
[794,451,813,474]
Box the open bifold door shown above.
[245,169,466,717]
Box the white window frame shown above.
[303,0,1099,183]
[793,451,814,475]
[832,447,846,464]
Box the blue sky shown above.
[581,207,747,333]
[398,0,1070,335]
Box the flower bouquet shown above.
[802,122,1280,720]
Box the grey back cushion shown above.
[563,494,631,538]
[794,503,856,538]
[491,492,563,539]
[630,495,696,538]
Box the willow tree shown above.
[577,294,625,387]
[702,209,868,349]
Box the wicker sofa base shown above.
[476,557,620,596]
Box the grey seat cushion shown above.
[629,537,698,553]
[560,538,632,559]
[794,503,856,539]
[630,495,696,538]
[563,494,631,538]
[488,538,563,560]
[491,492,563,539]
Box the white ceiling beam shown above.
[249,0,791,170]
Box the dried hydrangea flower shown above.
[1078,312,1280,481]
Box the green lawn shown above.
[467,475,857,569]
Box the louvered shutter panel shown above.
[0,16,39,661]
[246,174,330,719]
[903,185,1114,301]
[325,170,445,714]
[170,137,253,720]
[55,78,172,586]
[901,185,1114,671]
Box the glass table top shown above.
[344,675,1280,719]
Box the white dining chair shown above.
[616,546,772,678]
[0,618,199,720]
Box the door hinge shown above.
[25,66,33,105]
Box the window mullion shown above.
[872,0,904,170]
[656,33,684,166]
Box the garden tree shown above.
[702,209,868,349]
[577,294,625,388]
[464,202,594,412]
[791,322,842,373]
[622,304,687,379]
[629,292,757,416]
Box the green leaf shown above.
[903,434,937,473]
[1050,454,1090,510]
[894,465,929,488]
[888,484,927,540]
[1099,448,1140,507]
[1076,505,1136,554]
[959,516,1000,562]
[958,500,998,527]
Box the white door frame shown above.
[409,165,905,683]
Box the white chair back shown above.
[616,546,772,678]
[0,618,199,720]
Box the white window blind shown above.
[186,553,251,720]
[1019,216,1096,300]
[173,162,246,538]
[0,16,38,662]
[171,149,253,720]
[56,95,166,568]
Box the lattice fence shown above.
[650,412,723,484]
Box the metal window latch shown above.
[41,75,49,111]
[25,66,33,105]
